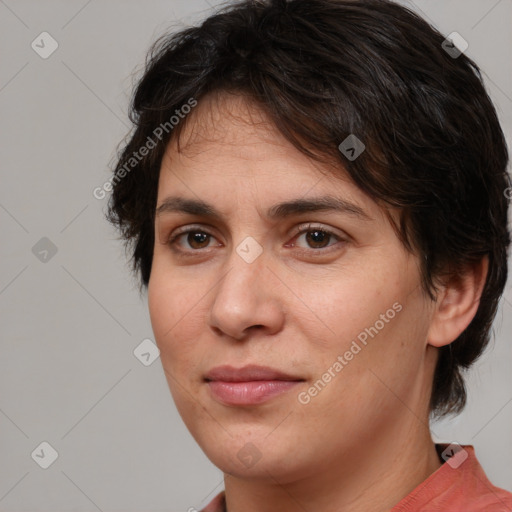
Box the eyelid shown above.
[166,223,215,241]
[290,222,348,241]
[167,223,346,242]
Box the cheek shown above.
[294,305,429,446]
[147,276,173,342]
[148,268,194,365]
[148,275,206,417]
[148,250,194,337]
[297,270,395,354]
[297,270,429,401]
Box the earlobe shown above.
[427,256,489,348]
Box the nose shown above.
[208,243,285,341]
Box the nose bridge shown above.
[209,235,282,339]
[216,234,267,313]
[220,228,268,289]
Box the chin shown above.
[198,431,303,480]
[208,450,286,481]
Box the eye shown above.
[166,223,347,256]
[290,223,346,252]
[167,226,219,253]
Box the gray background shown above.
[0,1,511,511]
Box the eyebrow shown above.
[155,195,372,221]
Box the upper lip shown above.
[204,364,304,382]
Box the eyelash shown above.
[166,223,347,256]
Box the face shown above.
[148,92,437,483]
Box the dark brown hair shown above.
[107,0,510,418]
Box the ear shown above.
[427,256,489,348]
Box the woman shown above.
[107,0,512,510]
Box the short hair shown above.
[107,0,510,418]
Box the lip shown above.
[204,365,305,406]
[204,364,303,382]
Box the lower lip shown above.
[206,380,302,405]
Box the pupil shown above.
[307,230,328,248]
[190,232,208,248]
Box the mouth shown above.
[204,364,305,406]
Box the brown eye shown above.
[292,224,345,251]
[186,231,211,249]
[304,229,332,249]
[168,228,217,252]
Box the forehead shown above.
[162,91,350,187]
[171,91,289,156]
[157,91,394,228]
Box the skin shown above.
[147,91,487,512]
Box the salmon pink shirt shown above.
[200,444,512,512]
